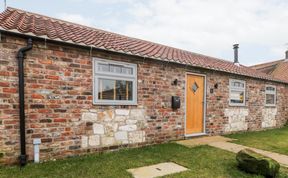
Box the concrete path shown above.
[177,136,288,167]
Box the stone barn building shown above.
[0,7,287,165]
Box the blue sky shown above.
[1,0,288,65]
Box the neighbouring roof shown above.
[251,59,288,81]
[0,7,287,84]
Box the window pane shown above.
[115,80,133,101]
[98,63,109,72]
[98,79,115,100]
[266,86,275,92]
[266,94,275,105]
[232,81,244,88]
[97,63,134,75]
[230,90,244,104]
[110,64,122,73]
[122,67,133,75]
[98,79,133,101]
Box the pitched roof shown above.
[251,59,288,81]
[0,7,287,84]
[250,59,284,74]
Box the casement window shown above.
[229,79,246,106]
[93,58,137,105]
[265,85,276,106]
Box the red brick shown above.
[38,109,52,113]
[3,88,17,93]
[53,51,65,57]
[39,59,52,65]
[0,105,10,109]
[0,71,10,76]
[29,84,42,88]
[31,93,45,99]
[46,75,59,80]
[0,82,10,87]
[54,118,67,122]
[3,120,17,125]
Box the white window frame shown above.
[265,85,276,107]
[229,79,246,106]
[93,58,137,105]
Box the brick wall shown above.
[0,33,287,164]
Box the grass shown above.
[0,143,288,178]
[226,126,288,155]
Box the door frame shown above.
[184,72,207,137]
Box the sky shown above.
[1,0,288,66]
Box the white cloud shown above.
[57,13,94,26]
[120,0,288,64]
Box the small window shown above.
[93,58,137,105]
[265,85,276,106]
[229,79,246,106]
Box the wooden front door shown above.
[186,74,205,135]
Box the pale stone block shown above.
[82,112,97,122]
[230,122,247,131]
[130,109,145,120]
[119,124,137,131]
[93,123,105,134]
[107,110,115,119]
[104,123,118,137]
[115,109,130,116]
[89,109,97,113]
[98,111,113,121]
[81,135,88,148]
[175,124,182,129]
[122,140,129,144]
[101,136,116,146]
[126,119,138,124]
[115,131,128,141]
[89,135,100,146]
[115,116,126,122]
[129,131,145,143]
[112,123,118,132]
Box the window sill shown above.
[92,101,138,106]
[265,105,276,108]
[229,104,247,107]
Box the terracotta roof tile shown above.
[250,59,288,82]
[268,61,288,81]
[0,7,287,84]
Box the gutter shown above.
[17,38,33,167]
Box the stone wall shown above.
[0,33,288,164]
[262,108,277,128]
[224,108,249,132]
[79,109,147,148]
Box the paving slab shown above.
[127,162,188,178]
[176,136,288,168]
[176,136,236,147]
[209,141,288,167]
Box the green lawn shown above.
[1,143,288,178]
[226,126,288,155]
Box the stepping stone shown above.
[127,162,188,178]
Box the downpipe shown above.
[17,38,33,167]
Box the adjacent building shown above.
[251,50,288,81]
